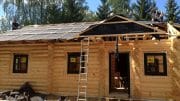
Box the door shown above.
[109,53,130,95]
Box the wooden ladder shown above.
[77,37,90,101]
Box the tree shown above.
[62,0,88,22]
[84,11,98,21]
[0,17,9,33]
[25,0,48,24]
[2,0,63,26]
[1,0,90,31]
[108,0,131,17]
[96,0,111,20]
[46,4,62,24]
[3,0,16,30]
[132,0,157,20]
[165,0,180,23]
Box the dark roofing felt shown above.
[80,15,165,36]
[0,22,97,42]
[80,22,157,36]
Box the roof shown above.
[0,22,97,42]
[80,15,166,36]
[138,21,180,32]
[0,15,167,42]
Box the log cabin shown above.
[0,15,179,100]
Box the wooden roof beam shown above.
[100,21,133,25]
[80,32,167,38]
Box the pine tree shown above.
[62,0,88,22]
[0,17,9,33]
[108,0,131,17]
[3,0,16,30]
[165,0,180,23]
[132,0,157,20]
[84,11,98,21]
[46,4,62,24]
[2,0,90,30]
[96,0,111,20]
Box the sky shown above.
[0,5,3,17]
[87,0,180,12]
[0,0,180,17]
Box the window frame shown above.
[67,52,81,74]
[144,53,167,76]
[13,54,28,73]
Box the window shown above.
[67,52,80,74]
[144,53,167,76]
[13,54,28,73]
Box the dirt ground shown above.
[45,95,169,101]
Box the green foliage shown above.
[84,11,98,22]
[3,0,47,26]
[3,0,179,33]
[62,0,88,22]
[165,0,180,23]
[2,0,90,31]
[108,0,131,17]
[0,17,9,33]
[132,0,157,21]
[46,4,62,24]
[96,0,111,20]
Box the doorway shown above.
[109,53,130,96]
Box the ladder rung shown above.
[78,99,86,101]
[80,67,86,68]
[79,86,87,89]
[80,73,87,75]
[79,75,87,77]
[81,86,87,88]
[83,37,89,40]
[79,78,87,80]
[81,55,88,56]
[80,79,87,81]
[80,65,88,68]
[79,92,86,94]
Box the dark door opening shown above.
[109,53,130,96]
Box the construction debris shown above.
[0,82,45,101]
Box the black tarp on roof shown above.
[81,22,157,36]
[80,15,165,36]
